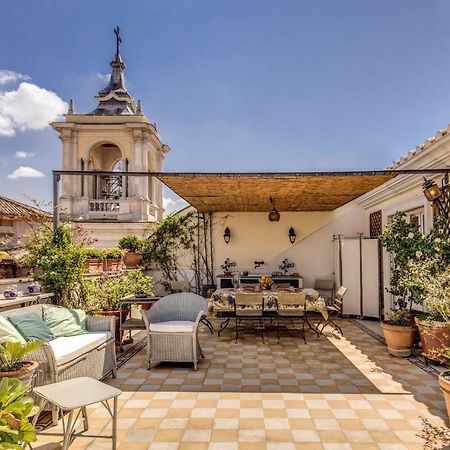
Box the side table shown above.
[33,377,122,450]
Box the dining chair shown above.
[276,291,307,344]
[317,286,347,335]
[234,292,265,343]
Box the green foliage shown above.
[142,212,196,282]
[385,308,412,327]
[0,341,43,372]
[0,377,38,448]
[84,247,104,259]
[83,268,153,312]
[118,235,143,252]
[24,222,92,306]
[103,248,123,259]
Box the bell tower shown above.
[52,27,170,247]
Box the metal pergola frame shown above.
[51,168,450,230]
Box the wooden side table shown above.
[33,377,122,450]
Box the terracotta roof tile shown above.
[0,196,51,220]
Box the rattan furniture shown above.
[33,377,121,450]
[317,286,348,335]
[141,293,207,370]
[276,291,307,343]
[234,292,265,344]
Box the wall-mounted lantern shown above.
[268,197,280,222]
[223,227,231,244]
[422,177,443,203]
[288,227,296,244]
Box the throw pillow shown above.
[43,305,87,337]
[0,316,26,343]
[8,313,54,342]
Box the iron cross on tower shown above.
[114,26,122,56]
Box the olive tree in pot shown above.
[118,236,143,268]
[0,341,43,386]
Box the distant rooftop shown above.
[0,196,51,221]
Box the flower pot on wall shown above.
[380,322,417,357]
[415,317,450,363]
[439,372,450,420]
[0,361,39,386]
[123,252,142,269]
[103,259,122,272]
[85,258,103,274]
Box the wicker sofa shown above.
[0,304,116,424]
[142,293,207,370]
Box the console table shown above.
[217,275,303,289]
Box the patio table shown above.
[208,288,328,336]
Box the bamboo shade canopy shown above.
[158,173,394,212]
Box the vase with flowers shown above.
[259,275,273,291]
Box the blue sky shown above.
[1,0,450,212]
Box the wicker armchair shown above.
[141,293,207,370]
[0,304,116,425]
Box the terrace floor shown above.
[36,319,448,449]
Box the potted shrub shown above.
[84,269,153,344]
[381,309,417,357]
[103,248,123,272]
[118,236,143,268]
[0,341,43,385]
[84,247,104,273]
[0,377,38,449]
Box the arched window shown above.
[100,159,123,199]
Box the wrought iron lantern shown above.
[422,173,450,235]
[223,227,231,244]
[422,177,442,203]
[268,197,280,222]
[288,227,296,244]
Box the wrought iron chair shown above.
[276,291,307,344]
[317,286,347,335]
[234,292,265,343]
[314,279,335,303]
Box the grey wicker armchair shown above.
[141,293,207,370]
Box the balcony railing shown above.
[88,200,120,213]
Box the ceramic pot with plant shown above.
[381,309,417,357]
[0,377,39,448]
[0,341,43,385]
[84,247,104,273]
[259,275,273,291]
[118,236,143,268]
[102,248,123,272]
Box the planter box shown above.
[85,258,103,274]
[103,259,122,272]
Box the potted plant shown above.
[381,308,417,357]
[102,248,123,272]
[220,258,236,276]
[0,341,43,385]
[259,275,273,290]
[0,377,38,449]
[84,269,153,344]
[84,247,104,273]
[118,236,143,268]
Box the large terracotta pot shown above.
[85,258,103,274]
[381,322,417,357]
[439,372,450,420]
[96,309,130,344]
[0,361,39,386]
[123,252,142,268]
[415,317,450,363]
[103,259,122,272]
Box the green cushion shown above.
[0,316,26,343]
[8,313,54,342]
[43,305,87,337]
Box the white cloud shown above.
[0,82,68,137]
[7,166,45,179]
[96,73,110,82]
[14,151,34,158]
[0,70,30,85]
[163,196,189,215]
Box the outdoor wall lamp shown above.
[223,227,231,244]
[422,177,443,203]
[288,227,296,244]
[268,197,280,222]
[422,173,450,235]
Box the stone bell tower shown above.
[52,27,170,247]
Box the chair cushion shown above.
[149,321,195,333]
[0,316,26,343]
[43,305,87,337]
[8,313,54,342]
[48,332,111,366]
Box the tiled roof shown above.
[388,126,449,169]
[0,196,51,220]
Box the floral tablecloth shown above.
[208,288,328,320]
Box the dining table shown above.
[208,288,328,336]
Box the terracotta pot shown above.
[381,322,417,357]
[415,317,450,363]
[138,302,152,311]
[103,259,122,272]
[123,252,142,268]
[0,361,39,386]
[85,258,103,274]
[439,372,450,420]
[96,309,130,344]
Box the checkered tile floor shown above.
[36,319,447,449]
